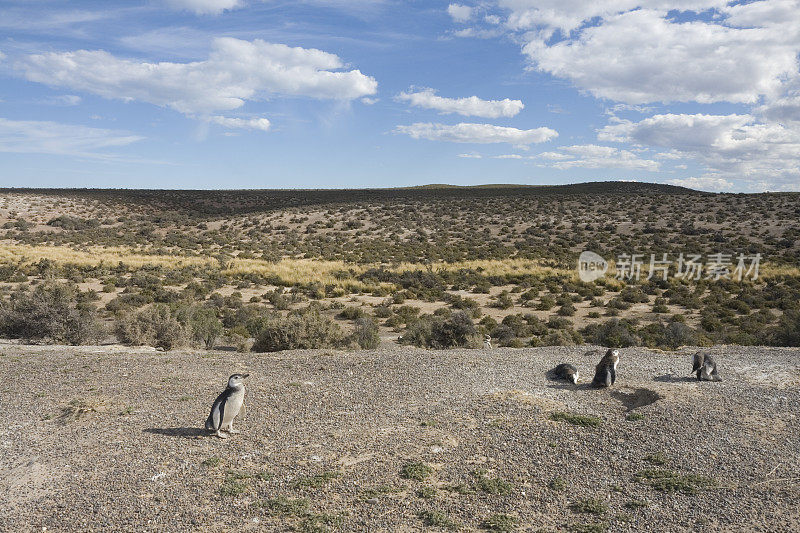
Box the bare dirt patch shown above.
[0,344,798,532]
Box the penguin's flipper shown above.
[206,391,228,432]
[691,353,703,373]
[217,397,227,429]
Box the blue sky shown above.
[1,0,799,191]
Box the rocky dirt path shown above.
[1,344,798,532]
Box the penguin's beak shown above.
[241,373,250,378]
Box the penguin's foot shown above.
[228,429,241,434]
[214,431,229,439]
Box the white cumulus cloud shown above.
[500,1,800,105]
[164,0,243,15]
[396,88,523,118]
[522,9,799,105]
[668,176,734,192]
[600,113,800,189]
[42,94,82,106]
[207,115,271,131]
[447,4,473,23]
[537,144,659,170]
[493,154,525,159]
[395,122,557,146]
[758,93,800,124]
[500,0,729,33]
[0,117,143,158]
[14,38,378,115]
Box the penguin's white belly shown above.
[222,389,245,425]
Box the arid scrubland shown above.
[2,184,800,532]
[0,183,798,351]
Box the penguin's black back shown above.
[552,363,577,379]
[592,360,615,387]
[205,388,230,430]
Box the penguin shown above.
[691,352,721,382]
[205,373,249,438]
[483,334,493,350]
[551,363,580,384]
[591,349,619,388]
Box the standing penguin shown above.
[591,349,619,388]
[483,334,493,350]
[551,363,580,384]
[691,352,722,382]
[205,373,249,438]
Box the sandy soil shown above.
[1,344,798,532]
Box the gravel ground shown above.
[1,344,799,532]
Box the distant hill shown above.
[1,181,703,216]
[404,181,698,194]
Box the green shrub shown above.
[401,311,478,348]
[265,289,290,310]
[373,305,393,318]
[638,320,699,350]
[0,283,103,345]
[541,329,582,346]
[550,411,602,427]
[547,316,573,330]
[482,513,517,532]
[537,295,556,310]
[418,510,460,530]
[252,306,343,352]
[491,291,514,309]
[633,469,716,494]
[620,286,649,303]
[652,297,669,313]
[606,297,632,310]
[474,473,512,495]
[491,325,515,346]
[660,321,697,349]
[46,215,100,231]
[186,306,223,349]
[768,309,800,346]
[400,462,433,481]
[338,306,366,320]
[580,319,640,348]
[557,301,577,316]
[351,317,380,349]
[115,304,188,350]
[570,498,608,515]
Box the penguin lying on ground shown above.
[691,352,722,382]
[591,349,619,388]
[551,363,580,384]
[205,373,249,438]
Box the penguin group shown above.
[549,348,619,388]
[691,351,722,381]
[549,348,722,388]
[205,349,722,437]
